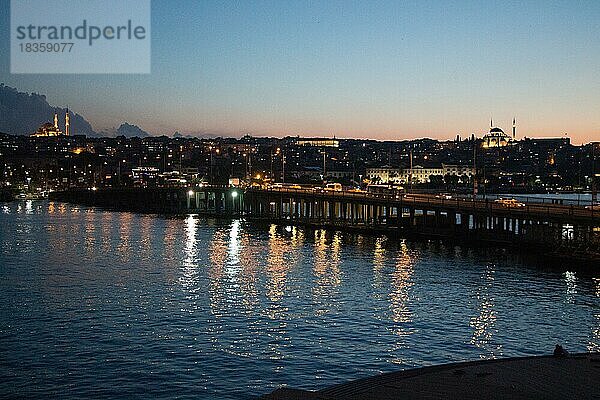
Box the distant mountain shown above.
[115,122,150,138]
[97,127,117,137]
[98,123,150,138]
[0,84,96,136]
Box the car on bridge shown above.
[495,198,526,208]
[325,183,343,191]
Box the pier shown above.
[50,187,600,260]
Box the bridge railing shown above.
[455,193,596,207]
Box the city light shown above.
[1,4,599,399]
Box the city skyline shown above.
[1,0,600,144]
[2,2,600,399]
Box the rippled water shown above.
[1,201,599,399]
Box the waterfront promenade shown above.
[262,353,600,399]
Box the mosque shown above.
[31,111,70,137]
[482,118,516,148]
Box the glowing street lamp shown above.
[231,190,240,213]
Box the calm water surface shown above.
[1,201,599,399]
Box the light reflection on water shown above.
[589,278,600,352]
[266,224,290,304]
[564,271,578,303]
[387,241,416,364]
[180,215,199,294]
[312,230,342,315]
[0,201,599,400]
[469,264,502,358]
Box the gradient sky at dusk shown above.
[1,0,599,143]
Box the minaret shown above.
[65,110,70,136]
[490,118,493,128]
[512,117,516,139]
[54,113,59,129]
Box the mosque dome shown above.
[482,124,513,149]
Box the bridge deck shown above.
[248,188,600,224]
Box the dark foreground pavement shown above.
[261,353,600,400]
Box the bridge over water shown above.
[245,188,599,257]
[51,187,600,261]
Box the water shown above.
[1,201,599,399]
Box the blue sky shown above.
[1,0,599,143]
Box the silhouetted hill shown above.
[116,123,150,138]
[0,84,96,136]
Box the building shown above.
[366,164,474,184]
[442,164,475,177]
[481,119,515,149]
[30,112,70,137]
[365,166,398,183]
[290,166,353,181]
[131,166,160,186]
[295,138,340,148]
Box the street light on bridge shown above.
[231,190,239,213]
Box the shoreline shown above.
[261,352,600,399]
